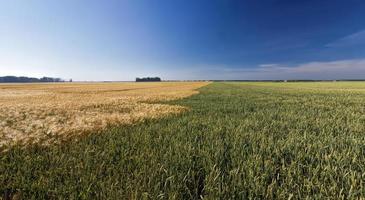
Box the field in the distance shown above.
[1,82,365,199]
[0,82,209,149]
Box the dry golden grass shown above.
[0,82,209,149]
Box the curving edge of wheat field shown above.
[0,82,210,151]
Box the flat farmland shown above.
[2,82,365,199]
[0,82,209,149]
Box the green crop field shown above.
[2,82,365,199]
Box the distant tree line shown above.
[0,76,65,83]
[136,77,161,82]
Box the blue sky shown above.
[1,0,365,80]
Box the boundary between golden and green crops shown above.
[2,82,365,199]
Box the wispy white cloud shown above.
[326,30,365,47]
[183,59,365,80]
[258,64,280,68]
[256,59,365,79]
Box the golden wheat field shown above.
[0,82,209,149]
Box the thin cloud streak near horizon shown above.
[189,59,365,80]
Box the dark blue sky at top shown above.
[144,0,365,65]
[1,0,365,80]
